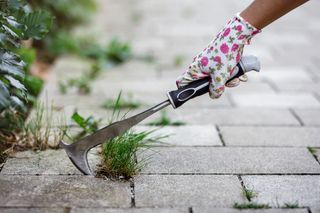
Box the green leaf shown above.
[21,10,53,40]
[4,74,26,91]
[0,50,25,77]
[24,75,43,96]
[0,80,10,110]
[71,111,87,129]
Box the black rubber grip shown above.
[167,63,245,109]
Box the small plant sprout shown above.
[97,92,167,179]
[173,55,184,67]
[307,147,317,155]
[71,111,101,140]
[147,110,186,126]
[23,102,68,150]
[282,202,299,209]
[102,92,142,110]
[242,187,257,200]
[307,147,319,162]
[58,61,102,95]
[233,202,271,209]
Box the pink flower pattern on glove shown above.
[176,13,261,99]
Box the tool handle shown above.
[167,55,261,109]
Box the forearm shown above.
[240,0,309,29]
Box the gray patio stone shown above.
[134,125,222,146]
[0,175,131,207]
[1,150,100,175]
[311,208,320,213]
[0,208,64,213]
[135,175,245,207]
[231,93,320,108]
[192,207,308,213]
[242,175,320,208]
[143,108,300,126]
[71,208,188,213]
[273,82,320,94]
[220,126,320,147]
[138,147,320,174]
[249,67,313,83]
[293,109,320,126]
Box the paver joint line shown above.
[289,108,305,126]
[215,125,226,146]
[130,179,136,208]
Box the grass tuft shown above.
[147,111,186,126]
[233,202,271,209]
[23,102,68,150]
[243,188,257,200]
[102,93,142,110]
[282,202,299,209]
[97,92,167,179]
[59,61,102,95]
[307,147,317,155]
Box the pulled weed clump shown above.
[147,110,186,126]
[102,92,142,110]
[97,92,166,179]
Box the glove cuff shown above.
[233,12,261,45]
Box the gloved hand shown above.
[176,13,261,99]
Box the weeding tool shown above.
[60,55,261,175]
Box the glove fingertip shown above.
[209,84,225,99]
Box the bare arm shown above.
[240,0,309,29]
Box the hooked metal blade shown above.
[60,100,171,175]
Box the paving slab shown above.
[134,125,222,146]
[273,83,320,94]
[0,175,131,207]
[135,175,245,207]
[1,150,100,175]
[293,109,320,126]
[71,208,188,213]
[249,67,313,83]
[242,175,320,208]
[231,93,320,108]
[311,208,320,213]
[0,208,64,213]
[220,126,320,147]
[192,208,308,213]
[145,108,300,126]
[138,147,320,174]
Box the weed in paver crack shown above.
[7,102,69,150]
[59,61,102,95]
[242,188,257,200]
[173,55,184,67]
[147,110,186,126]
[282,201,299,208]
[308,147,317,155]
[70,111,101,140]
[233,202,271,209]
[307,147,319,163]
[102,92,142,110]
[97,92,167,179]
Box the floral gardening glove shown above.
[176,13,261,99]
